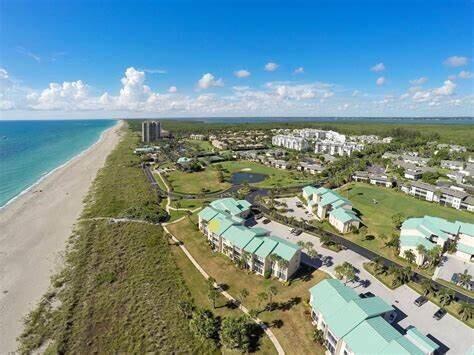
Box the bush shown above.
[189,309,219,343]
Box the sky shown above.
[0,0,473,119]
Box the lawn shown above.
[19,126,215,354]
[339,183,474,238]
[171,197,211,209]
[166,168,231,194]
[184,138,215,152]
[167,216,328,355]
[217,160,314,188]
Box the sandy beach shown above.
[0,120,124,352]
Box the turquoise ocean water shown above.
[0,119,116,208]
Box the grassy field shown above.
[171,197,211,209]
[19,125,215,354]
[339,183,474,237]
[218,160,314,188]
[166,168,231,194]
[184,138,215,152]
[167,216,328,355]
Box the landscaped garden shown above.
[167,215,329,355]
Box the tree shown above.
[257,292,268,309]
[189,308,219,342]
[239,288,249,305]
[427,246,443,267]
[385,234,400,250]
[178,300,194,319]
[297,241,306,248]
[335,262,356,284]
[221,316,253,351]
[391,213,405,229]
[241,251,251,269]
[320,234,331,246]
[438,287,455,307]
[420,279,437,297]
[404,250,416,264]
[392,266,413,287]
[458,302,474,321]
[312,329,325,345]
[416,245,427,264]
[208,287,218,309]
[458,269,472,289]
[372,256,386,275]
[267,285,278,305]
[307,247,318,260]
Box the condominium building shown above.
[272,134,310,151]
[302,186,361,233]
[401,181,474,211]
[189,134,207,140]
[399,216,474,264]
[352,171,394,188]
[141,120,161,142]
[309,279,439,355]
[197,198,301,281]
[440,160,465,171]
[314,141,364,157]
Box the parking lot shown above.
[437,254,474,289]
[250,217,474,355]
[274,197,316,222]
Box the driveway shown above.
[274,197,315,222]
[250,218,474,355]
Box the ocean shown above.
[0,119,116,208]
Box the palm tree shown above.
[420,279,437,297]
[416,245,427,264]
[372,256,385,275]
[267,285,278,304]
[458,302,474,321]
[458,269,472,289]
[241,251,251,269]
[257,292,268,309]
[404,250,416,264]
[297,241,306,249]
[438,287,455,307]
[239,288,249,304]
[427,246,443,267]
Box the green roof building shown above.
[309,279,439,355]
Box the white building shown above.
[271,134,311,151]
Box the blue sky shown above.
[0,0,472,118]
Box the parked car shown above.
[360,292,376,299]
[451,273,460,284]
[294,229,303,236]
[414,296,428,307]
[433,308,447,320]
[262,218,271,224]
[255,214,263,220]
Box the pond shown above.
[231,172,267,184]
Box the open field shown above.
[218,160,314,188]
[166,168,231,194]
[184,138,215,152]
[18,126,213,353]
[167,216,328,355]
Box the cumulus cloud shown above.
[197,73,224,89]
[234,69,251,78]
[371,63,385,72]
[409,77,428,85]
[264,62,279,72]
[433,80,456,96]
[265,81,334,100]
[458,70,473,79]
[168,86,177,93]
[444,56,468,67]
[376,77,386,86]
[27,80,93,110]
[294,67,304,74]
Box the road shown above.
[250,218,474,355]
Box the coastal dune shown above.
[0,120,124,352]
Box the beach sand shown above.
[0,120,124,352]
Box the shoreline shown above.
[0,120,117,210]
[0,120,124,352]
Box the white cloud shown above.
[264,62,279,72]
[409,77,428,85]
[294,67,304,74]
[433,80,456,96]
[17,46,41,62]
[168,86,177,93]
[234,69,251,78]
[28,80,91,110]
[458,70,473,79]
[376,77,386,86]
[444,56,468,67]
[265,81,334,100]
[142,68,167,74]
[370,63,385,72]
[197,73,224,90]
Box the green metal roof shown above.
[177,157,191,163]
[320,191,351,208]
[210,197,251,216]
[343,317,402,354]
[302,185,319,197]
[243,237,265,254]
[457,221,474,237]
[324,297,393,338]
[383,337,425,355]
[198,206,219,222]
[457,242,474,255]
[208,213,238,236]
[267,235,300,261]
[329,207,361,224]
[254,238,279,259]
[221,225,256,249]
[405,327,439,353]
[399,234,436,250]
[309,279,359,318]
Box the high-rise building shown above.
[141,120,161,142]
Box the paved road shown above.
[250,218,474,355]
